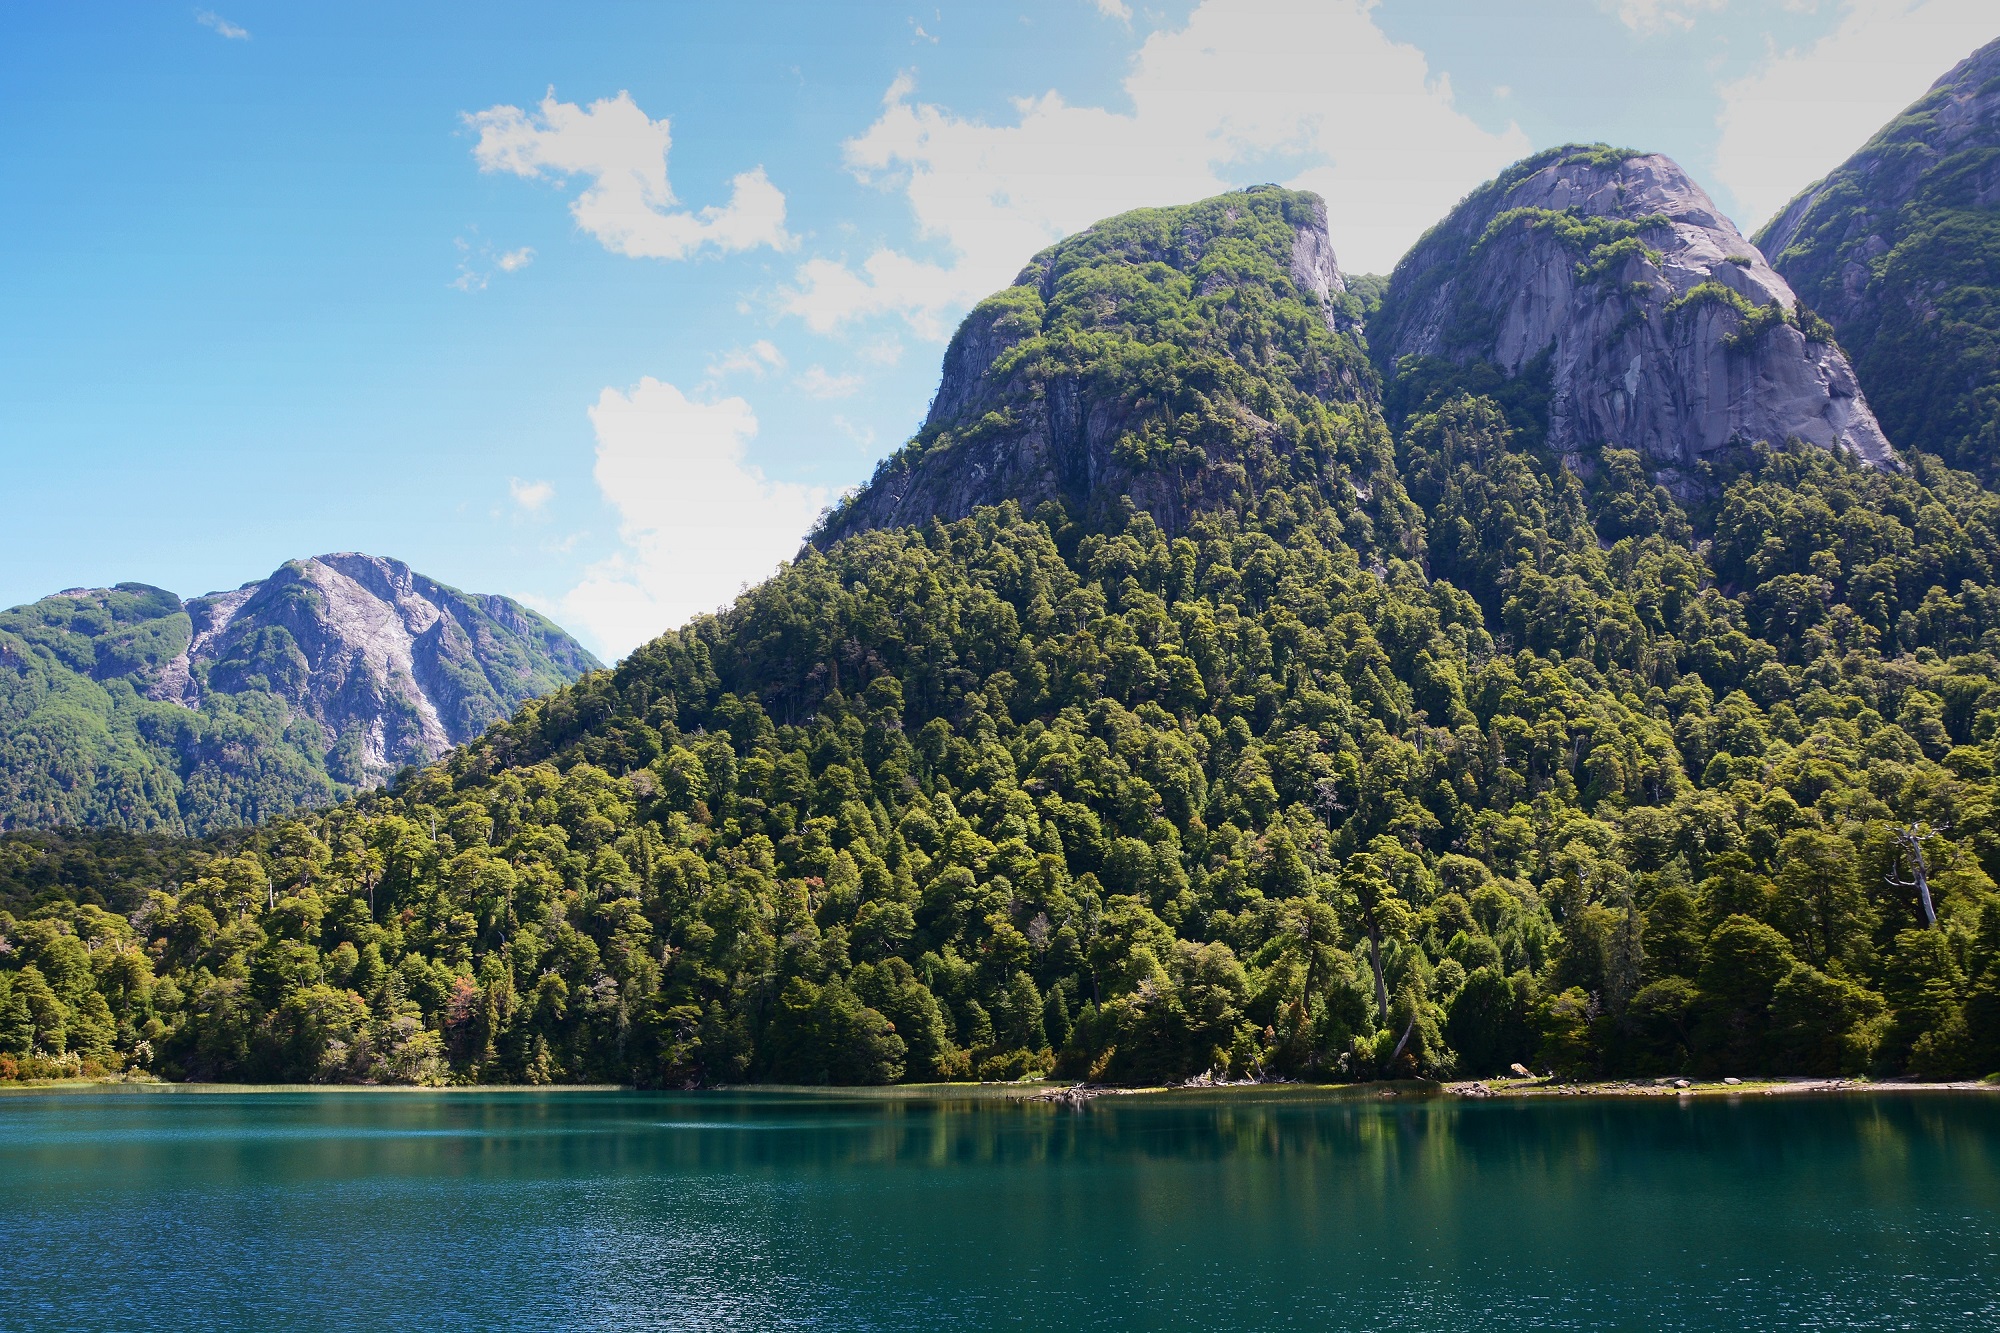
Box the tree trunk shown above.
[1366,920,1389,1027]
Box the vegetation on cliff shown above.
[1758,35,2000,481]
[10,404,2000,1086]
[814,186,1381,542]
[6,163,2000,1088]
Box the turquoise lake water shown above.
[1,1086,1996,1330]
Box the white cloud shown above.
[559,378,827,657]
[704,340,787,383]
[509,477,555,512]
[453,236,535,291]
[781,0,1527,336]
[1717,0,1999,230]
[832,414,879,451]
[195,10,249,39]
[1093,0,1134,19]
[856,336,906,366]
[797,366,865,398]
[1603,0,1729,33]
[467,89,792,260]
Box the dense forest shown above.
[5,159,2000,1090]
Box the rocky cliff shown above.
[1372,145,1894,478]
[1757,36,2000,478]
[0,555,596,833]
[814,187,1382,544]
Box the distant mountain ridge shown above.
[0,554,597,834]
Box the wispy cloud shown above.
[1600,0,1727,33]
[832,414,878,452]
[467,89,792,261]
[509,477,555,512]
[796,366,864,399]
[452,236,535,291]
[195,9,249,39]
[703,340,787,385]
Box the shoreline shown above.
[1443,1075,2000,1099]
[3,1073,1995,1100]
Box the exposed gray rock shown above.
[1373,145,1895,471]
[157,553,598,780]
[1759,36,2000,331]
[1287,192,1350,328]
[815,186,1376,545]
[0,554,598,833]
[1755,36,2000,478]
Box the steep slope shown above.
[1757,36,2000,480]
[10,185,2000,1094]
[0,555,596,834]
[816,187,1384,543]
[1373,145,1893,478]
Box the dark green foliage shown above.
[10,169,2000,1086]
[11,415,2000,1084]
[1758,39,2000,479]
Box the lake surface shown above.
[2,1085,1996,1331]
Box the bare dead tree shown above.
[1886,822,1945,930]
[1387,1014,1418,1071]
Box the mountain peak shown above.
[815,186,1380,545]
[0,555,597,833]
[1374,144,1894,476]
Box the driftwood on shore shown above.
[1032,1072,1301,1106]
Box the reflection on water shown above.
[2,1088,1995,1331]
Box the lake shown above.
[1,1085,1995,1330]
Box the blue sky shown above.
[3,0,1994,659]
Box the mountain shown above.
[1372,144,1894,481]
[1757,36,2000,481]
[815,187,1382,543]
[0,554,597,835]
[11,144,2000,1093]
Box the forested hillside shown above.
[6,154,2000,1089]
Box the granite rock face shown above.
[1756,36,2000,477]
[1759,36,2000,330]
[1372,146,1895,474]
[150,553,598,778]
[0,555,597,832]
[815,187,1377,544]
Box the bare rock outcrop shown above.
[0,556,597,832]
[1372,145,1895,475]
[1759,36,2000,332]
[156,553,598,780]
[814,187,1376,544]
[1756,36,2000,478]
